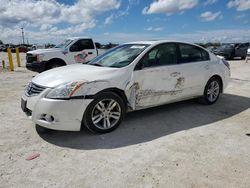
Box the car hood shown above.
[32,64,120,88]
[27,48,63,55]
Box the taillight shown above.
[222,59,230,70]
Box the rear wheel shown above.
[200,77,221,105]
[83,92,126,133]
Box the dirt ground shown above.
[0,52,250,188]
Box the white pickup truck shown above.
[26,37,106,72]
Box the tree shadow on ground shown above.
[38,94,250,150]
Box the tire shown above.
[83,92,126,133]
[35,124,51,134]
[225,53,234,60]
[46,61,65,70]
[225,55,231,60]
[200,77,221,105]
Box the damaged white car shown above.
[21,40,230,133]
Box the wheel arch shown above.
[46,58,66,69]
[208,75,223,93]
[82,88,127,133]
[94,88,128,109]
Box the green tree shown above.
[0,40,3,45]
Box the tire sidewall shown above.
[83,92,126,133]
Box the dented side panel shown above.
[175,61,212,97]
[131,66,184,109]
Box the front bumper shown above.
[26,61,47,73]
[21,93,93,131]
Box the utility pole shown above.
[21,27,25,45]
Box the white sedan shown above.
[21,40,230,133]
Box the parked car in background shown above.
[0,44,5,52]
[213,44,236,60]
[235,42,250,59]
[21,40,230,133]
[206,46,218,53]
[213,43,249,60]
[31,44,46,51]
[18,46,29,53]
[10,45,29,53]
[1,44,14,52]
[26,37,107,73]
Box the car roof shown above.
[66,37,91,40]
[125,40,207,49]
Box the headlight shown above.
[46,81,86,99]
[37,54,45,62]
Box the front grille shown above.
[26,53,37,63]
[25,82,46,96]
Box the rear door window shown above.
[179,43,210,63]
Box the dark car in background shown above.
[0,44,30,53]
[213,43,249,60]
[0,45,5,52]
[235,43,250,59]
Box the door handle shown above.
[170,72,181,77]
[88,52,93,55]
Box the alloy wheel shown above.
[91,99,121,130]
[207,81,220,102]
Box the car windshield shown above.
[88,44,149,68]
[55,39,74,48]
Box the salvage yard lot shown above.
[0,52,250,188]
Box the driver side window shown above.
[137,43,177,69]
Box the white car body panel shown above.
[32,97,92,131]
[22,40,230,131]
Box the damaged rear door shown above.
[132,43,183,109]
[176,43,212,98]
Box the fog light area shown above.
[41,114,55,123]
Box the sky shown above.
[0,0,250,44]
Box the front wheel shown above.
[200,77,221,105]
[83,92,126,133]
[35,124,51,133]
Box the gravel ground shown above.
[0,52,250,188]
